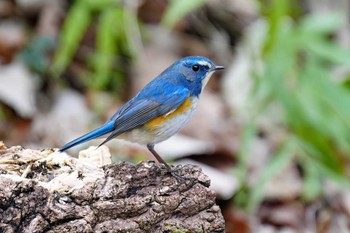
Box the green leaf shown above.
[301,157,322,202]
[247,139,294,211]
[21,36,56,74]
[85,0,117,11]
[300,13,344,35]
[244,0,350,208]
[161,0,206,28]
[234,124,257,182]
[306,38,350,65]
[51,2,91,76]
[92,7,123,89]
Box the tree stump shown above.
[0,142,225,232]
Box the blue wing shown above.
[59,79,189,151]
[100,80,190,146]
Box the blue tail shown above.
[59,121,115,152]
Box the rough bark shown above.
[0,142,225,232]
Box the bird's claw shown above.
[164,165,193,182]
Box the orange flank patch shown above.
[145,98,192,129]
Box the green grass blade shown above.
[161,0,206,28]
[51,2,92,76]
[247,139,294,211]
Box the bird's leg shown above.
[147,144,171,171]
[147,144,190,181]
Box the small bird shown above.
[59,56,224,171]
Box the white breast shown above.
[120,97,199,145]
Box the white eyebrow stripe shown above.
[197,61,212,68]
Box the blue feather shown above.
[59,121,114,152]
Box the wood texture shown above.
[0,143,225,232]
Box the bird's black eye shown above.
[192,65,200,72]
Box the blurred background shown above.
[1,0,350,232]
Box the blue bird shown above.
[59,56,224,171]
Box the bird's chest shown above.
[147,97,198,140]
[126,97,198,144]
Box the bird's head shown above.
[170,56,224,96]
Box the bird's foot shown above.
[164,164,194,182]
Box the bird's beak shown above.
[212,65,224,71]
